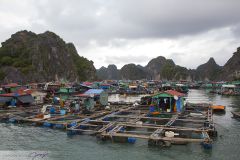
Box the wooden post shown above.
[170,98,172,112]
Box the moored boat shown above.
[231,111,240,118]
[211,105,225,112]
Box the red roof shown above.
[0,93,29,97]
[83,82,93,86]
[165,90,185,97]
[2,83,19,88]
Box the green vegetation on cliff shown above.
[0,30,96,83]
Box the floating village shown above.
[0,80,240,149]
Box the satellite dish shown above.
[174,95,178,100]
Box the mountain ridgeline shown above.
[0,30,96,83]
[97,47,240,81]
[0,30,239,83]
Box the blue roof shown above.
[84,89,104,95]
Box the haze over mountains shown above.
[0,31,239,83]
[97,48,240,81]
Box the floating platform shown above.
[0,102,217,149]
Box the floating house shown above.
[84,89,108,106]
[0,87,3,94]
[0,93,35,107]
[220,84,240,95]
[1,83,21,93]
[75,89,108,111]
[74,83,92,93]
[161,83,172,91]
[99,84,111,90]
[43,82,61,92]
[56,87,76,100]
[31,90,46,104]
[174,83,189,93]
[151,90,185,113]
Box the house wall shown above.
[100,92,108,106]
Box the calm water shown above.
[0,90,240,160]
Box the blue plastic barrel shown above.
[67,130,77,136]
[55,124,64,129]
[43,122,52,127]
[79,125,87,129]
[127,137,136,144]
[201,142,212,149]
[9,118,16,123]
[149,106,155,112]
[68,121,77,128]
[103,117,110,121]
[49,107,55,114]
[60,110,66,115]
[120,127,125,132]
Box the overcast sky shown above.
[0,0,240,69]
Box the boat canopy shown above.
[222,84,236,88]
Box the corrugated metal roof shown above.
[2,83,19,88]
[17,95,35,103]
[0,96,13,103]
[84,89,104,95]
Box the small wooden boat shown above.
[231,111,240,118]
[211,105,225,112]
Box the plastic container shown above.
[43,122,52,127]
[60,110,66,115]
[127,137,136,144]
[136,121,143,126]
[44,114,51,119]
[9,118,16,123]
[49,107,55,114]
[68,121,77,128]
[149,106,155,112]
[165,131,175,138]
[55,124,64,129]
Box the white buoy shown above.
[136,121,143,126]
[105,106,110,110]
[165,131,175,138]
[134,102,139,106]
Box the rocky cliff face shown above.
[145,56,172,80]
[0,30,96,83]
[221,47,240,80]
[144,56,191,80]
[96,64,120,80]
[120,64,147,80]
[196,57,222,81]
[97,48,240,81]
[97,56,192,80]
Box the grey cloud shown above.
[231,23,240,38]
[168,52,187,65]
[24,0,240,47]
[1,0,240,69]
